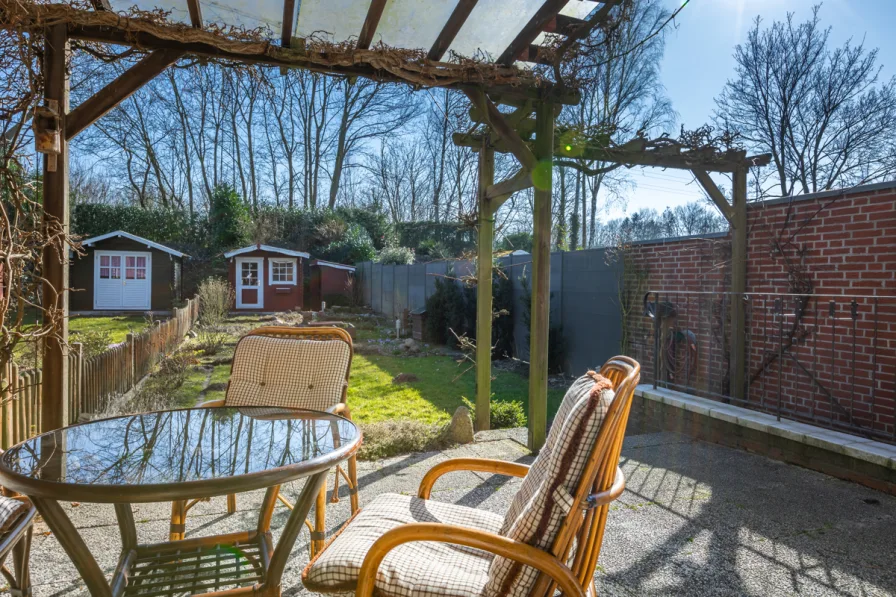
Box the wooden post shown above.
[40,24,70,432]
[475,140,495,432]
[528,99,554,452]
[71,342,83,423]
[730,166,747,401]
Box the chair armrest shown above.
[0,497,36,560]
[418,458,530,499]
[583,467,625,509]
[326,403,352,419]
[198,399,226,408]
[355,523,585,597]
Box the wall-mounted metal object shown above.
[33,99,62,171]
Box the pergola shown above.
[1,0,769,452]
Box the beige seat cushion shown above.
[226,336,350,410]
[303,493,503,597]
[486,372,615,597]
[0,496,28,534]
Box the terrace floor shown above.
[11,428,896,597]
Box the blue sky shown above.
[614,0,896,219]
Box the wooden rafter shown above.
[88,0,111,11]
[357,0,387,50]
[66,49,184,140]
[281,0,296,47]
[186,0,202,28]
[498,0,569,65]
[428,0,477,61]
[463,90,536,170]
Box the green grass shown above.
[347,354,565,425]
[70,315,148,343]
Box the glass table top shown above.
[0,408,358,496]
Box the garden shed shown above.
[71,230,186,312]
[309,260,355,311]
[224,244,309,311]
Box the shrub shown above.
[320,224,377,264]
[498,231,533,253]
[209,184,251,250]
[74,329,114,358]
[357,420,450,461]
[198,277,234,326]
[376,246,415,265]
[195,325,230,355]
[463,397,527,429]
[424,274,466,347]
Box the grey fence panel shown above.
[560,248,622,375]
[382,265,395,317]
[361,262,372,305]
[393,266,409,317]
[371,263,383,313]
[408,264,427,311]
[510,253,533,360]
[550,252,563,325]
[425,261,448,299]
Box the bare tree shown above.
[714,5,896,197]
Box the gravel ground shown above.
[9,428,896,597]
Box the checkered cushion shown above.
[225,336,350,410]
[485,372,615,596]
[0,496,27,535]
[302,493,503,596]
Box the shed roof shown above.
[224,244,311,259]
[80,230,188,258]
[310,259,356,272]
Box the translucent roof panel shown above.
[560,1,600,21]
[294,0,371,44]
[375,0,462,52]
[108,0,284,34]
[447,0,544,61]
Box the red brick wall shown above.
[625,182,896,440]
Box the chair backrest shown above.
[486,356,640,597]
[225,326,353,410]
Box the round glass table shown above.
[0,407,361,597]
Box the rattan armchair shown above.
[170,326,358,556]
[302,356,640,597]
[0,492,36,597]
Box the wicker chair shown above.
[0,492,36,597]
[169,326,358,556]
[302,356,639,597]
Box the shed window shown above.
[99,255,121,279]
[269,259,296,285]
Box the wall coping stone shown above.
[635,384,896,471]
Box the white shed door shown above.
[94,251,151,310]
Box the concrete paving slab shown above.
[5,431,895,597]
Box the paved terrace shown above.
[12,429,896,597]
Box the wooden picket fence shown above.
[1,297,201,449]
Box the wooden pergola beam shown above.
[186,0,202,28]
[692,168,733,223]
[357,0,388,50]
[498,0,569,65]
[475,137,495,433]
[463,89,537,170]
[66,49,184,140]
[486,167,532,201]
[428,0,477,61]
[61,26,579,103]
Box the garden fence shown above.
[356,249,624,375]
[0,297,200,448]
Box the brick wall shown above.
[625,181,896,441]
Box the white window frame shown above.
[268,258,297,286]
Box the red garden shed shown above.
[309,260,356,311]
[224,244,309,312]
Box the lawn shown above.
[70,315,149,343]
[347,353,565,425]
